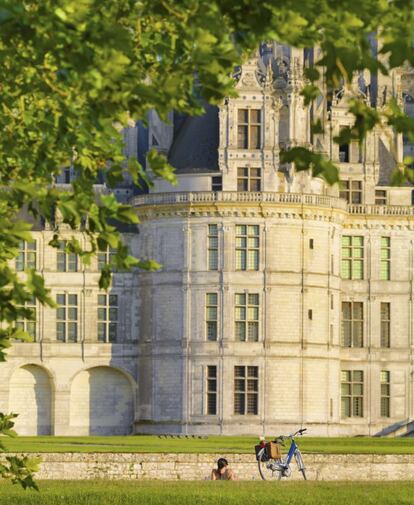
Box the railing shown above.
[348,204,414,216]
[132,191,348,210]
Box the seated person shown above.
[211,458,236,480]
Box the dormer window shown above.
[237,109,261,149]
[340,180,362,204]
[237,167,261,191]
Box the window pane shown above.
[235,366,245,377]
[68,294,77,306]
[237,126,248,148]
[98,294,106,306]
[57,256,66,271]
[353,371,363,382]
[341,397,351,417]
[67,323,77,342]
[238,109,248,123]
[353,303,363,319]
[97,323,106,342]
[381,371,390,382]
[108,323,117,341]
[236,307,246,321]
[341,260,351,279]
[250,110,261,123]
[247,394,258,414]
[250,126,260,148]
[353,260,363,279]
[235,293,246,305]
[206,307,217,320]
[57,294,65,305]
[247,322,258,341]
[234,393,245,414]
[248,366,258,378]
[56,322,65,341]
[236,250,246,270]
[353,397,363,417]
[235,322,246,341]
[207,322,217,341]
[27,252,36,269]
[247,307,259,320]
[248,294,259,305]
[206,293,217,305]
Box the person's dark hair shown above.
[217,458,228,470]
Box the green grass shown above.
[0,481,413,505]
[2,435,414,454]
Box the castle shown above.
[3,43,414,436]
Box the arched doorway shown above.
[9,365,53,435]
[70,366,134,435]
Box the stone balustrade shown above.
[132,191,414,218]
[131,191,347,210]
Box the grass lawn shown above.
[2,435,414,454]
[0,481,413,505]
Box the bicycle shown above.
[256,428,307,481]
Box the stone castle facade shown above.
[3,44,414,436]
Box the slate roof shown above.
[168,104,219,173]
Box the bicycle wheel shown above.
[258,449,284,481]
[295,451,307,480]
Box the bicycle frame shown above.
[285,438,298,466]
[257,428,307,480]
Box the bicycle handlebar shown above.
[272,428,307,443]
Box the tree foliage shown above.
[0,0,414,489]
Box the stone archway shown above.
[70,366,134,435]
[9,365,53,435]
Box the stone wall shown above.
[8,453,414,481]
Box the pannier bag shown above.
[266,441,282,459]
[254,441,282,461]
[255,444,268,461]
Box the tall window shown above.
[341,370,364,418]
[237,167,261,191]
[56,293,78,342]
[380,302,391,348]
[57,241,78,272]
[375,190,387,205]
[97,247,117,271]
[206,366,217,415]
[237,109,261,149]
[208,225,218,271]
[341,236,364,279]
[15,297,36,341]
[380,237,391,280]
[236,225,259,270]
[341,302,363,347]
[97,294,118,343]
[339,180,362,204]
[211,176,222,191]
[380,371,391,417]
[234,366,259,415]
[235,293,259,342]
[16,240,36,271]
[206,293,218,341]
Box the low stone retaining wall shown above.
[5,453,414,481]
